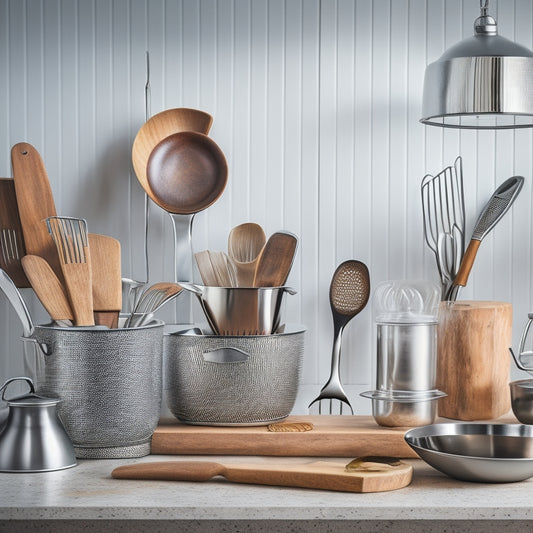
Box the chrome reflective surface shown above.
[421,6,533,129]
[376,323,438,392]
[0,377,76,472]
[179,283,295,335]
[405,423,533,483]
[510,379,533,425]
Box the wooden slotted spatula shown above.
[11,142,62,281]
[21,255,74,325]
[0,178,30,288]
[88,234,122,328]
[253,231,298,287]
[47,216,94,326]
[112,457,412,493]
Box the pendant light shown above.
[420,0,533,129]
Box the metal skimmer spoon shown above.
[308,260,370,415]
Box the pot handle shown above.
[202,347,249,363]
[0,376,34,401]
[20,335,50,356]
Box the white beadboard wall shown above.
[1,0,533,414]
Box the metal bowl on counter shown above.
[510,379,533,425]
[405,423,533,483]
[361,389,446,427]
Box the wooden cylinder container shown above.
[437,301,512,420]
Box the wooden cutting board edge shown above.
[151,415,419,458]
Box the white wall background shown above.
[1,0,532,415]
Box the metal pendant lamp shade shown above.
[421,1,533,129]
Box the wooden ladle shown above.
[146,131,228,282]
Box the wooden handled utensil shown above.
[88,234,122,328]
[446,175,524,301]
[21,255,74,325]
[195,250,238,287]
[228,223,266,287]
[0,178,30,287]
[253,231,298,287]
[112,457,412,493]
[11,142,62,281]
[47,216,94,326]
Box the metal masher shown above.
[421,156,465,300]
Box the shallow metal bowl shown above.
[405,423,533,483]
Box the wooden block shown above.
[437,301,512,420]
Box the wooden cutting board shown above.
[112,458,413,493]
[151,415,419,458]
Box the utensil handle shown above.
[452,239,481,288]
[112,461,224,482]
[169,213,195,283]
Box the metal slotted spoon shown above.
[309,260,370,415]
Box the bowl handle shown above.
[202,348,249,363]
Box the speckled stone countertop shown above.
[1,455,533,532]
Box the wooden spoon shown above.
[0,178,30,287]
[89,234,122,328]
[132,107,213,200]
[253,231,298,287]
[11,143,62,281]
[228,223,266,287]
[21,254,74,324]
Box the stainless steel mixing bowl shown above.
[178,283,296,335]
[405,423,533,482]
[510,379,533,424]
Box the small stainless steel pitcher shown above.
[0,377,76,472]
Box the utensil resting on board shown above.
[446,175,524,301]
[309,260,371,415]
[112,457,413,493]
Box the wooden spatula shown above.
[11,143,62,281]
[47,216,94,326]
[253,231,298,287]
[21,255,73,325]
[88,234,122,328]
[0,178,30,288]
[112,458,412,493]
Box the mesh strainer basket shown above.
[164,325,305,426]
[33,321,164,458]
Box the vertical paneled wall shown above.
[0,0,532,414]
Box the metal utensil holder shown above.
[164,325,305,426]
[30,321,164,458]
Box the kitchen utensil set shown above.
[421,159,524,301]
[195,225,298,290]
[308,260,370,415]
